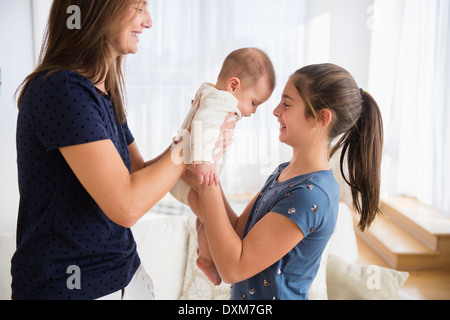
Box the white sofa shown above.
[0,202,411,300]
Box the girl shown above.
[12,0,234,300]
[184,63,384,300]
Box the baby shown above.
[171,48,276,285]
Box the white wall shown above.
[0,0,35,232]
[30,0,53,63]
[304,0,374,88]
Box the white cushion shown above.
[328,202,359,264]
[132,215,190,300]
[326,253,409,300]
[309,202,360,300]
[308,245,328,300]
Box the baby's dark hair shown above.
[292,63,384,231]
[218,48,276,91]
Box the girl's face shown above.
[109,1,153,57]
[273,78,319,148]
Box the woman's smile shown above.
[131,31,142,42]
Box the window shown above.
[30,0,450,213]
[368,0,450,215]
[125,0,308,195]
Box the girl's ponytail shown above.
[293,64,384,231]
[339,90,384,231]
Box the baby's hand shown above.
[194,162,218,186]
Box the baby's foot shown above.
[196,256,222,286]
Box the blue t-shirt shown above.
[12,70,141,300]
[230,163,340,300]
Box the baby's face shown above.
[234,79,272,117]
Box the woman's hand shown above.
[182,165,202,192]
[213,113,237,164]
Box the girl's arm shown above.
[183,168,256,237]
[183,170,304,284]
[198,185,304,284]
[218,184,257,238]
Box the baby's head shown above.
[217,48,276,117]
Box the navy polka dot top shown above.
[12,70,141,300]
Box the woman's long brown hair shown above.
[292,64,384,231]
[16,0,141,123]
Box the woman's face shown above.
[273,78,318,148]
[109,1,153,57]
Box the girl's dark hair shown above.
[292,63,384,231]
[16,0,143,124]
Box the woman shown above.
[184,63,384,300]
[12,0,234,300]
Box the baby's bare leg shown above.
[196,222,221,286]
[187,188,202,220]
[188,190,222,286]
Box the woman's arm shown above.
[144,145,172,168]
[60,113,236,229]
[128,142,146,173]
[129,142,173,173]
[60,139,187,228]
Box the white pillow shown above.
[308,245,328,300]
[327,202,359,264]
[132,215,190,300]
[326,253,409,300]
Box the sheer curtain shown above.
[368,0,450,214]
[29,1,449,211]
[125,0,307,195]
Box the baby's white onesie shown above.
[170,83,242,205]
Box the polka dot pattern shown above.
[12,70,140,300]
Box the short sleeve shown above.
[124,123,135,146]
[23,71,110,152]
[271,183,330,238]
